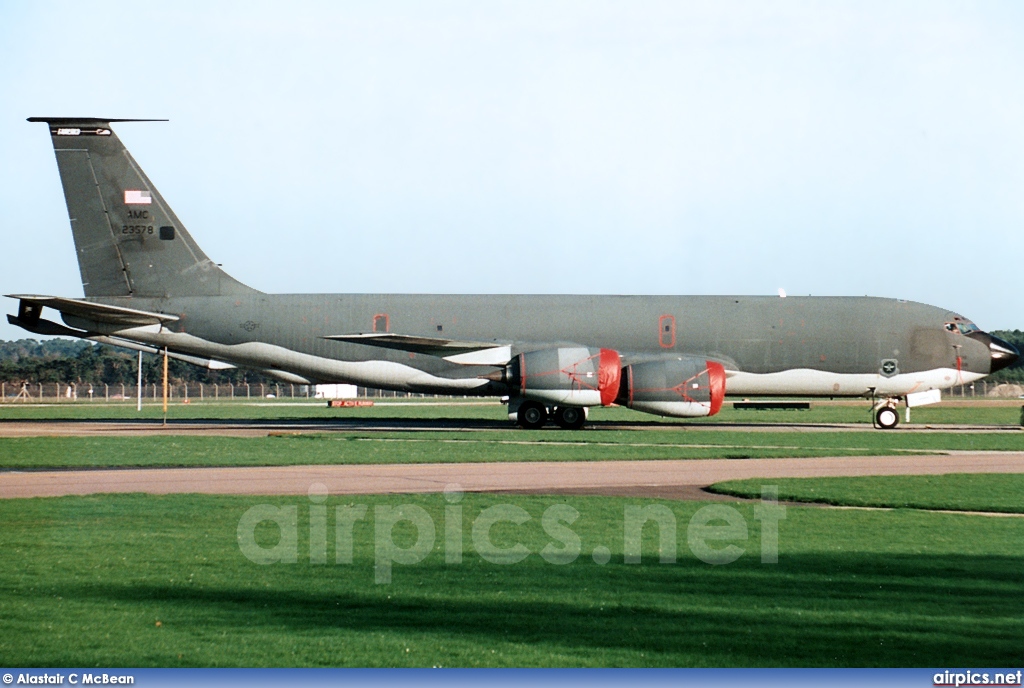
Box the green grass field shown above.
[3,428,1024,469]
[3,401,1022,667]
[1,398,1022,426]
[710,474,1024,514]
[0,492,1021,667]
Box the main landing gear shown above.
[512,400,588,430]
[516,400,547,429]
[552,405,587,430]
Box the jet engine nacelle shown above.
[618,357,726,418]
[505,346,622,406]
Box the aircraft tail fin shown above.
[28,117,256,298]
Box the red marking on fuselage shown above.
[658,315,676,348]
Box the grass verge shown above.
[0,492,1021,666]
[3,430,1024,469]
[709,474,1024,514]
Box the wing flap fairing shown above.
[325,333,512,365]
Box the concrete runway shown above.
[2,453,1024,499]
[0,418,1020,437]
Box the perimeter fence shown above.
[0,382,445,403]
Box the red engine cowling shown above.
[505,347,622,406]
[617,357,726,417]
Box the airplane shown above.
[7,117,1019,430]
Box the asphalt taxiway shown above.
[2,454,1023,499]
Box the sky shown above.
[1,1,1023,340]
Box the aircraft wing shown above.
[7,295,179,327]
[324,333,512,366]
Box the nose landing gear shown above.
[868,386,903,430]
[874,402,900,429]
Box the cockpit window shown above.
[946,321,981,335]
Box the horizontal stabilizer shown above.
[7,295,179,327]
[27,117,168,125]
[6,314,84,337]
[325,333,511,365]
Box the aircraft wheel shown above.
[875,405,899,429]
[553,406,586,430]
[517,401,548,429]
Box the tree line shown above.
[0,339,275,386]
[2,332,1023,386]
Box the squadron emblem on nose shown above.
[880,359,899,377]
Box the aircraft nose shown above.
[968,331,1020,373]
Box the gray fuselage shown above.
[77,292,990,398]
